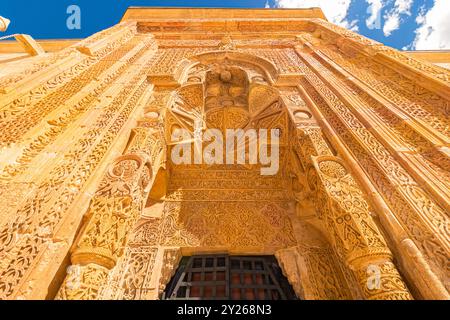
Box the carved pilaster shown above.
[71,154,152,268]
[56,264,110,300]
[56,125,164,300]
[286,89,410,299]
[312,156,412,300]
[56,154,151,300]
[276,245,352,300]
[354,260,412,300]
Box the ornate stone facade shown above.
[0,8,448,300]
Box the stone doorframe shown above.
[56,51,413,300]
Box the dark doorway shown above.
[162,255,298,300]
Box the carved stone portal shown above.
[0,8,448,300]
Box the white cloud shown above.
[411,0,450,50]
[394,0,414,12]
[383,13,400,36]
[265,0,271,8]
[383,0,413,36]
[365,0,385,30]
[342,19,360,32]
[415,5,426,24]
[275,0,353,28]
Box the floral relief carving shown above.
[0,8,448,301]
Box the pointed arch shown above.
[174,50,279,85]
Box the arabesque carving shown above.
[0,7,448,300]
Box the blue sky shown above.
[1,0,449,50]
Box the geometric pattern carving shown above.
[0,8,448,300]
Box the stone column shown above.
[284,87,412,300]
[56,127,162,300]
[311,156,412,300]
